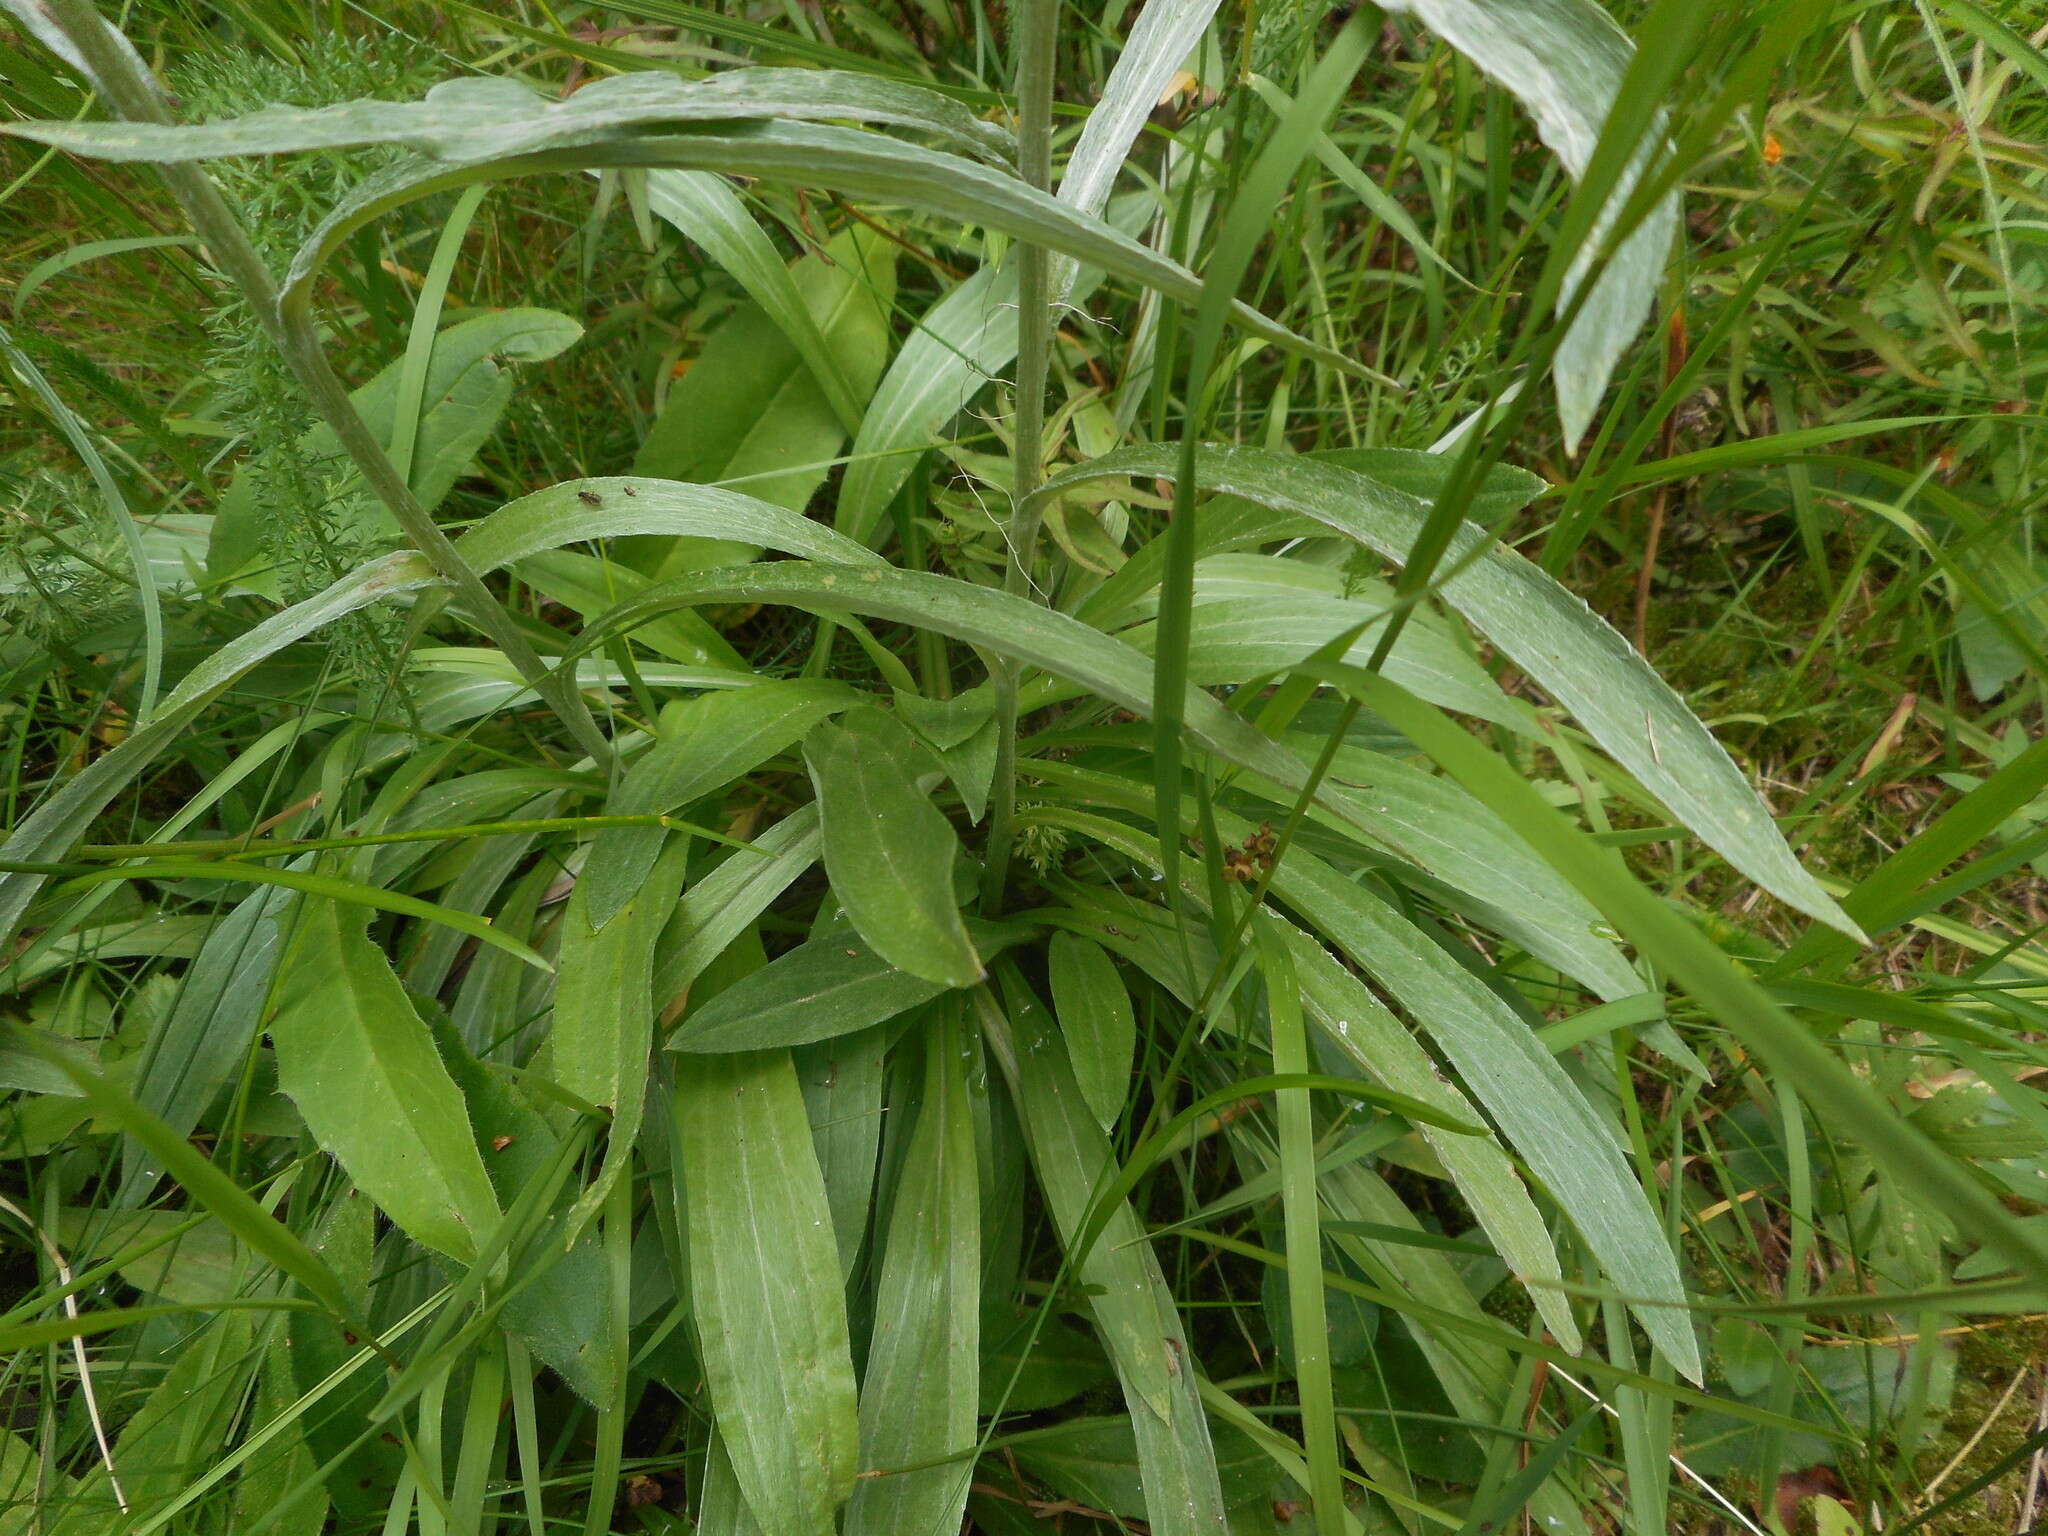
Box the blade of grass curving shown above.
[278,125,1386,389]
[387,184,487,486]
[455,475,884,574]
[1252,914,1346,1530]
[48,861,548,969]
[674,1048,858,1535]
[843,1005,979,1536]
[5,66,1013,164]
[14,1037,357,1332]
[1050,0,1224,297]
[1039,445,1860,936]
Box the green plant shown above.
[2,2,2045,1533]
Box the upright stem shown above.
[980,0,1059,914]
[40,0,614,770]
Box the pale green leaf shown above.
[1046,933,1136,1129]
[270,897,501,1264]
[804,706,981,987]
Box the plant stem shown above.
[39,0,615,770]
[981,0,1059,915]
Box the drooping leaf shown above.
[7,66,1013,164]
[675,1048,858,1536]
[270,896,500,1264]
[1375,0,1680,445]
[1039,445,1859,937]
[804,706,982,987]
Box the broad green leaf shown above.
[632,226,897,576]
[1046,932,1135,1128]
[552,837,690,1238]
[670,919,1025,1053]
[0,551,436,946]
[210,308,582,584]
[641,168,868,432]
[54,1207,241,1305]
[653,807,822,1006]
[9,66,1012,164]
[590,679,860,927]
[843,1008,979,1536]
[1039,445,1859,937]
[895,683,1001,822]
[675,1048,858,1536]
[453,474,885,575]
[1376,0,1679,445]
[983,977,1231,1533]
[270,896,500,1264]
[280,122,1375,387]
[804,706,981,987]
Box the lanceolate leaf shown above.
[984,977,1231,1533]
[843,1007,979,1536]
[670,920,1027,1054]
[804,707,982,987]
[453,476,883,575]
[653,808,822,1007]
[1376,0,1680,446]
[1046,933,1136,1129]
[1266,851,1699,1382]
[552,837,691,1239]
[1037,445,1859,937]
[675,1049,858,1536]
[270,896,501,1265]
[6,66,1013,165]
